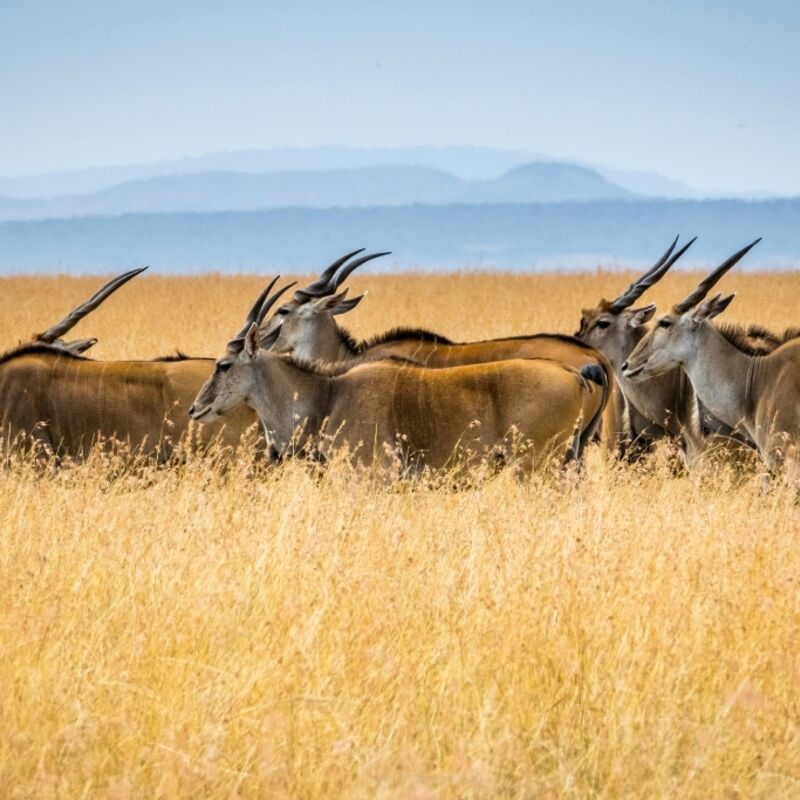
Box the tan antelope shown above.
[619,240,800,476]
[262,250,613,457]
[189,295,610,474]
[0,275,293,461]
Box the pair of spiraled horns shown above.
[292,249,390,302]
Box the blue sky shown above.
[1,0,798,194]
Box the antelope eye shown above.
[277,307,290,316]
[658,319,672,329]
[595,320,611,330]
[217,361,232,373]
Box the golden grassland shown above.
[1,269,800,798]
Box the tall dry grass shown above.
[0,270,799,798]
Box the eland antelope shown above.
[576,237,766,464]
[0,275,293,461]
[264,251,608,372]
[262,250,613,458]
[576,236,703,459]
[189,293,610,474]
[619,240,800,476]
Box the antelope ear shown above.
[311,289,349,313]
[244,322,260,358]
[692,293,735,323]
[259,325,281,350]
[331,293,365,315]
[628,304,656,328]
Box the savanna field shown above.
[2,270,800,798]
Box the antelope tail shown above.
[579,362,608,389]
[578,360,612,452]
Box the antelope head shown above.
[258,249,388,350]
[575,236,695,370]
[189,276,295,422]
[268,288,362,361]
[622,239,761,381]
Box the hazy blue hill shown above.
[0,147,534,197]
[0,146,698,199]
[83,165,464,213]
[465,164,633,203]
[0,166,462,218]
[0,163,635,221]
[598,166,701,199]
[0,194,41,216]
[0,199,796,272]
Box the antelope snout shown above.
[188,403,215,422]
[621,360,645,380]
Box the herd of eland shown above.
[1,235,794,480]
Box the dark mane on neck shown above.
[716,323,784,356]
[0,342,87,367]
[336,327,361,356]
[359,327,453,352]
[154,350,192,362]
[347,326,594,354]
[498,331,595,348]
[449,331,597,349]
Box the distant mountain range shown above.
[0,199,795,272]
[0,162,637,221]
[0,146,699,201]
[0,146,795,272]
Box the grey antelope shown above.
[576,236,762,464]
[0,275,293,461]
[189,291,610,474]
[262,250,613,457]
[619,239,800,477]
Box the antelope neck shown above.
[682,323,752,431]
[250,353,331,449]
